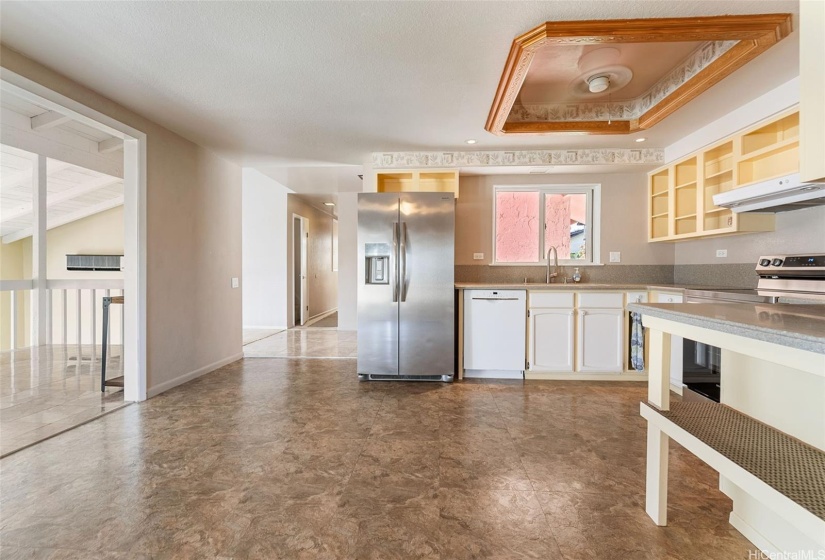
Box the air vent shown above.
[66,255,123,272]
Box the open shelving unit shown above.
[649,169,670,240]
[646,109,797,242]
[738,112,799,187]
[376,169,459,196]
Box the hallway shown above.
[0,357,751,559]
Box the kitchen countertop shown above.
[628,302,825,354]
[455,283,715,292]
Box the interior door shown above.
[357,193,400,375]
[398,192,455,377]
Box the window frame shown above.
[491,184,601,266]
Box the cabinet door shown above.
[577,309,624,372]
[529,308,574,372]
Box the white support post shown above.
[90,288,96,354]
[648,328,671,410]
[46,289,53,345]
[75,289,81,346]
[61,289,67,345]
[646,424,669,526]
[10,290,17,349]
[31,154,48,346]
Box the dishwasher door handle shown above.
[471,297,521,301]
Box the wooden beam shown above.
[2,108,123,178]
[503,120,633,135]
[98,137,124,154]
[3,195,124,244]
[30,110,71,131]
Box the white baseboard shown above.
[147,352,244,398]
[524,372,648,381]
[464,369,524,380]
[728,512,776,556]
[243,325,287,330]
[302,308,337,327]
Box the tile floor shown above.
[0,345,128,457]
[242,328,284,346]
[0,357,754,559]
[244,328,357,359]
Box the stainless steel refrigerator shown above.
[357,192,455,381]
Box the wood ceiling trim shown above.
[485,14,793,136]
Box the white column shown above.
[645,424,669,526]
[648,328,671,410]
[31,154,48,346]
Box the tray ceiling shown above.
[486,14,793,136]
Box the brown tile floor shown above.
[0,358,754,559]
[0,345,128,457]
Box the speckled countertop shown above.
[628,303,825,354]
[455,283,711,292]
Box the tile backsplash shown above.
[456,263,758,288]
[455,265,674,285]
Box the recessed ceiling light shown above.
[323,202,335,206]
[635,137,647,143]
[465,139,477,145]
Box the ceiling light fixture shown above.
[635,137,647,143]
[323,202,335,206]
[465,139,477,145]
[587,75,610,93]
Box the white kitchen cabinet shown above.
[576,308,624,372]
[655,292,684,389]
[529,308,575,371]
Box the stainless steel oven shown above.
[681,253,825,403]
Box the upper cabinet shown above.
[376,169,459,197]
[646,110,802,242]
[800,0,825,183]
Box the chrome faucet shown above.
[546,246,560,283]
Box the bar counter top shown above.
[628,302,825,355]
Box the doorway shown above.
[293,214,308,326]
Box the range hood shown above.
[713,173,825,213]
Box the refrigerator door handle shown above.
[392,222,399,302]
[400,221,408,302]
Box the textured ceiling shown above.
[0,1,800,168]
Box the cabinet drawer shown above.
[626,291,648,305]
[578,292,623,309]
[655,292,683,304]
[529,292,575,308]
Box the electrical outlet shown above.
[231,277,240,288]
[716,249,728,258]
[609,252,621,263]
[473,253,484,260]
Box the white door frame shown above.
[1,70,148,402]
[293,214,309,326]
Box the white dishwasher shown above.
[464,290,526,379]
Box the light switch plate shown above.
[231,277,240,288]
[473,253,484,260]
[609,252,621,263]
[716,249,728,258]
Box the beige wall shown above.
[45,206,124,279]
[287,195,338,326]
[1,45,243,394]
[456,173,675,266]
[0,238,28,350]
[674,205,825,265]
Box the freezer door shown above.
[398,192,455,377]
[357,193,400,375]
